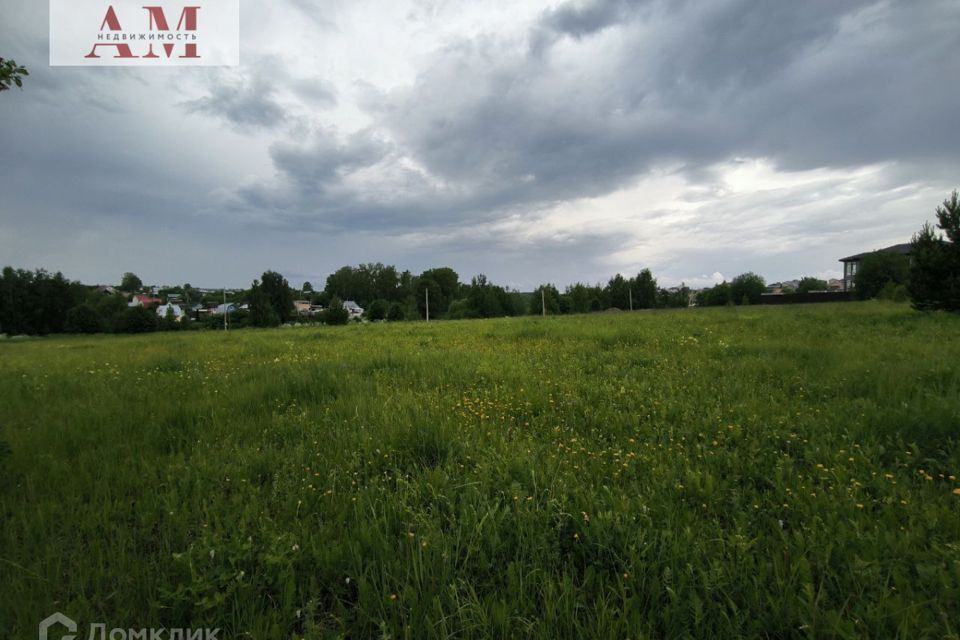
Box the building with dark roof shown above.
[839,243,912,291]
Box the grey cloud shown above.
[6,0,960,291]
[182,59,336,131]
[239,0,960,236]
[184,79,287,129]
[270,128,387,192]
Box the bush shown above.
[909,191,960,312]
[797,277,828,294]
[366,299,389,321]
[65,304,104,334]
[730,272,766,305]
[855,252,909,300]
[115,306,159,334]
[878,282,909,303]
[249,290,281,328]
[324,298,349,326]
[446,299,477,320]
[387,302,405,322]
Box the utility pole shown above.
[629,288,633,312]
[425,287,430,322]
[541,288,546,317]
[223,288,228,331]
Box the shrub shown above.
[324,298,349,326]
[65,304,104,334]
[855,252,909,300]
[797,277,828,294]
[366,299,389,321]
[730,272,766,305]
[909,191,960,312]
[387,302,405,322]
[115,306,159,333]
[878,282,909,303]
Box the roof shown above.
[156,303,183,316]
[839,243,912,263]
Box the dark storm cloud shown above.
[4,0,960,289]
[182,59,336,131]
[184,77,288,130]
[241,0,960,233]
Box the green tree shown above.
[797,277,828,294]
[415,267,460,317]
[366,298,389,321]
[415,277,444,319]
[387,302,405,322]
[0,58,28,92]
[696,281,732,307]
[605,274,631,309]
[159,306,181,331]
[855,252,909,300]
[659,285,691,308]
[96,294,128,331]
[0,267,80,335]
[302,281,314,294]
[565,283,599,314]
[65,304,104,334]
[731,273,766,305]
[325,266,360,302]
[115,306,158,333]
[249,282,281,328]
[324,297,349,325]
[632,269,658,309]
[463,274,519,318]
[260,270,294,321]
[910,191,960,311]
[121,272,143,292]
[529,284,561,315]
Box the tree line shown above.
[0,264,690,335]
[2,190,957,335]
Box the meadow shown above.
[1,302,959,639]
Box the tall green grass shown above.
[1,302,959,638]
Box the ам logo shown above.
[39,612,77,640]
[85,5,201,60]
[50,0,239,67]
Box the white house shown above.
[343,300,364,318]
[294,300,312,315]
[156,303,184,321]
[212,303,238,315]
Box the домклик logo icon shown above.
[39,612,77,640]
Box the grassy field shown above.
[1,302,959,638]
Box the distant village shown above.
[115,288,365,323]
[0,238,936,337]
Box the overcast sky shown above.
[2,0,959,290]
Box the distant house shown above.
[827,278,844,292]
[293,300,312,315]
[212,303,238,315]
[839,243,912,291]
[129,294,162,308]
[343,300,364,318]
[95,285,117,295]
[156,303,184,321]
